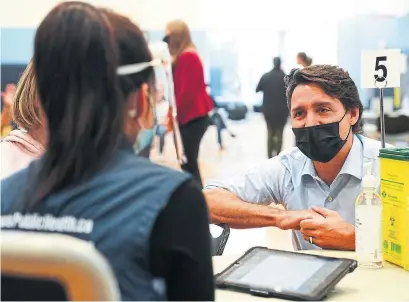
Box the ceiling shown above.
[1,0,408,29]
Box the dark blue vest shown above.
[1,149,190,300]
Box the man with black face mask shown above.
[204,65,388,251]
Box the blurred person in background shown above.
[297,52,313,68]
[1,3,214,301]
[154,84,168,156]
[256,57,288,158]
[207,85,236,150]
[1,61,46,179]
[1,84,15,137]
[164,20,213,187]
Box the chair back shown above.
[210,223,230,256]
[1,231,120,301]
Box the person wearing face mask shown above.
[1,3,214,301]
[163,20,213,187]
[204,65,387,251]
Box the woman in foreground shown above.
[1,2,214,301]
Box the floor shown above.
[150,112,295,255]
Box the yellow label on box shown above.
[380,157,409,270]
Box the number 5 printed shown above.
[361,49,400,88]
[374,56,387,82]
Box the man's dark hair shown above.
[285,65,363,133]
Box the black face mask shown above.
[292,112,352,163]
[162,35,170,44]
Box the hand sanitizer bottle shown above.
[355,162,383,268]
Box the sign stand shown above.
[376,80,387,148]
[361,49,402,149]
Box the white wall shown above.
[2,0,408,29]
[0,0,202,29]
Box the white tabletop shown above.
[214,250,409,301]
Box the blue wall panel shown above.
[1,28,36,64]
[337,15,398,107]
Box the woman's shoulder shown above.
[0,141,35,180]
[178,50,201,62]
[107,150,191,184]
[175,50,203,74]
[1,163,30,213]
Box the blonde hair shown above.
[166,20,196,62]
[12,60,42,129]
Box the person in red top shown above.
[164,20,213,187]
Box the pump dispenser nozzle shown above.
[363,162,377,189]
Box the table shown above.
[214,250,409,301]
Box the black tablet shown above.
[215,247,357,301]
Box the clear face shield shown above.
[117,42,186,165]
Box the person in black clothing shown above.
[207,85,236,150]
[1,3,214,301]
[256,57,289,158]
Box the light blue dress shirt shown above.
[205,135,387,250]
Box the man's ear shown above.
[349,107,359,127]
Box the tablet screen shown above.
[218,248,350,297]
[239,254,328,291]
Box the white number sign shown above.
[361,49,401,88]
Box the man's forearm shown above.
[203,188,283,229]
[342,224,356,251]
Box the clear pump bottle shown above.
[355,162,383,268]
